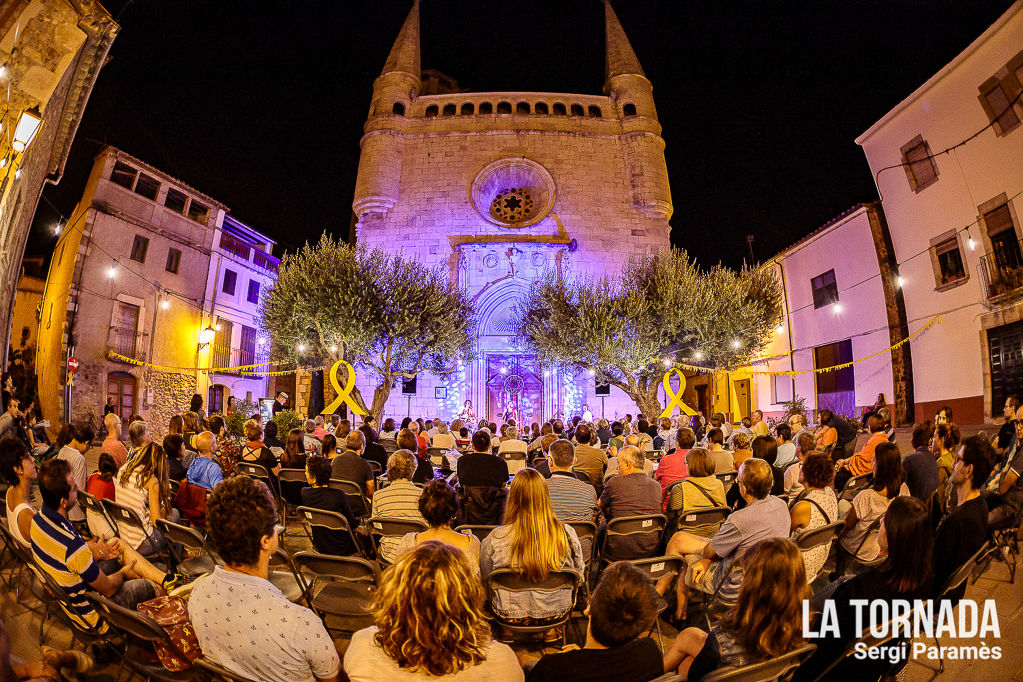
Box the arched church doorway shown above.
[486,354,543,424]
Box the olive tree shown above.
[258,233,476,420]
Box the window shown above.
[240,325,257,365]
[535,102,548,114]
[986,203,1023,272]
[110,161,136,189]
[553,102,567,115]
[588,105,602,117]
[212,321,233,369]
[460,102,474,115]
[900,135,938,192]
[165,248,181,274]
[246,279,260,304]
[810,269,839,309]
[392,102,405,115]
[516,102,530,114]
[164,188,187,214]
[208,385,224,414]
[570,103,584,116]
[442,103,456,116]
[187,200,209,224]
[425,105,438,117]
[934,236,967,286]
[130,235,149,263]
[134,173,159,200]
[479,102,492,114]
[222,269,237,295]
[771,374,793,404]
[497,101,512,114]
[980,80,1020,135]
[623,103,637,116]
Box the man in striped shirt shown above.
[369,449,424,562]
[544,439,597,522]
[30,459,171,631]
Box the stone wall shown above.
[149,370,197,439]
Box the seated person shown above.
[114,438,177,556]
[330,430,376,515]
[789,454,838,583]
[360,425,389,472]
[100,411,128,469]
[571,424,607,487]
[598,447,662,561]
[607,421,626,457]
[1,436,36,547]
[526,561,662,682]
[480,469,584,624]
[456,430,508,488]
[901,421,938,503]
[655,427,695,498]
[796,497,933,681]
[497,426,529,472]
[987,404,1023,529]
[774,423,797,468]
[186,431,223,490]
[240,419,282,482]
[30,459,175,632]
[86,452,118,501]
[163,433,194,483]
[834,414,887,491]
[836,443,907,570]
[301,455,358,556]
[666,538,809,679]
[665,448,727,536]
[345,541,522,681]
[660,458,789,621]
[530,434,559,477]
[190,476,340,682]
[370,450,425,563]
[432,422,457,450]
[394,479,480,577]
[544,439,598,522]
[0,618,94,681]
[455,426,472,448]
[933,435,992,600]
[705,428,735,474]
[605,434,656,479]
[730,431,753,469]
[397,428,434,485]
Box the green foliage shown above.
[222,398,258,437]
[516,249,783,415]
[766,395,809,428]
[272,409,302,435]
[258,233,476,417]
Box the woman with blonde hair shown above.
[665,538,809,678]
[181,411,202,452]
[480,468,584,625]
[167,414,184,436]
[345,541,523,680]
[114,437,178,556]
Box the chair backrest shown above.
[193,658,262,682]
[168,478,180,498]
[292,550,380,584]
[327,478,370,515]
[565,520,598,568]
[85,591,176,647]
[794,520,844,552]
[236,461,271,482]
[366,460,382,475]
[852,515,884,559]
[368,516,429,544]
[101,497,150,539]
[381,439,398,454]
[700,643,817,681]
[455,524,498,544]
[278,468,308,484]
[456,485,506,526]
[297,505,362,556]
[716,471,738,491]
[485,568,579,614]
[938,538,992,598]
[78,490,118,538]
[840,472,873,501]
[678,506,731,533]
[629,555,683,582]
[605,514,667,539]
[0,519,33,566]
[155,518,209,554]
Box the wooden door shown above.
[106,372,135,435]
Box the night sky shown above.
[29,0,1015,269]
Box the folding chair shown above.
[277,467,308,523]
[629,555,684,648]
[0,519,31,592]
[26,561,108,649]
[84,592,194,681]
[989,505,1022,583]
[367,517,428,565]
[700,642,816,681]
[297,505,367,558]
[79,490,118,539]
[715,471,738,494]
[327,478,371,518]
[793,520,844,582]
[268,546,312,607]
[192,658,262,682]
[155,518,220,578]
[600,513,667,563]
[380,438,398,454]
[675,505,731,539]
[102,498,167,560]
[427,447,450,469]
[168,479,180,499]
[455,524,498,544]
[292,551,380,634]
[565,520,598,583]
[485,568,580,646]
[235,462,283,524]
[838,472,872,502]
[927,540,994,673]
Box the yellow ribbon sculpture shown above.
[659,368,697,419]
[321,360,367,416]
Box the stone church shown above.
[352,0,672,424]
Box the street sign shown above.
[67,356,79,372]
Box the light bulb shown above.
[776,324,785,334]
[53,223,61,236]
[968,236,976,251]
[663,359,671,368]
[215,324,221,331]
[834,303,842,314]
[896,276,904,288]
[297,343,306,352]
[499,367,507,374]
[543,371,550,378]
[330,345,338,353]
[732,339,741,349]
[694,351,703,360]
[257,337,266,346]
[160,300,169,310]
[0,157,5,168]
[107,267,115,279]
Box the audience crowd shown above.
[0,391,1017,681]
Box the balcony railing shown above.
[209,344,265,375]
[218,232,280,275]
[106,327,149,362]
[980,241,1023,301]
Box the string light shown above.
[732,339,741,349]
[257,337,266,346]
[896,275,904,288]
[297,343,306,353]
[694,351,703,360]
[968,236,976,251]
[663,359,671,368]
[776,324,784,334]
[160,299,169,310]
[53,222,61,236]
[14,169,21,179]
[834,303,842,314]
[329,345,338,353]
[107,266,115,279]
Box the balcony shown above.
[106,327,149,363]
[209,344,265,376]
[980,240,1023,302]
[218,232,280,276]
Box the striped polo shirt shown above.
[545,471,598,521]
[30,504,103,631]
[369,480,424,562]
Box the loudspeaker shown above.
[595,380,611,396]
[402,376,418,395]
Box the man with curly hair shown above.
[188,476,340,682]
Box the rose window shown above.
[490,188,535,223]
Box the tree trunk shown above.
[370,384,391,423]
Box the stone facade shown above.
[148,370,198,440]
[351,0,673,424]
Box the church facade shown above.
[352,1,672,424]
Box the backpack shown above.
[137,595,202,671]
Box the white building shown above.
[856,0,1023,424]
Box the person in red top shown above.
[655,427,696,505]
[835,414,886,491]
[85,453,118,501]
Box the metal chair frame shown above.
[454,524,498,544]
[297,505,368,558]
[484,567,580,646]
[599,513,667,563]
[838,472,873,502]
[327,478,371,518]
[702,642,817,681]
[78,489,119,539]
[367,516,429,565]
[629,554,684,648]
[292,550,380,634]
[101,497,166,561]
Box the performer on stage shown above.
[502,400,518,423]
[458,399,476,427]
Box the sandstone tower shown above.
[353,0,672,422]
